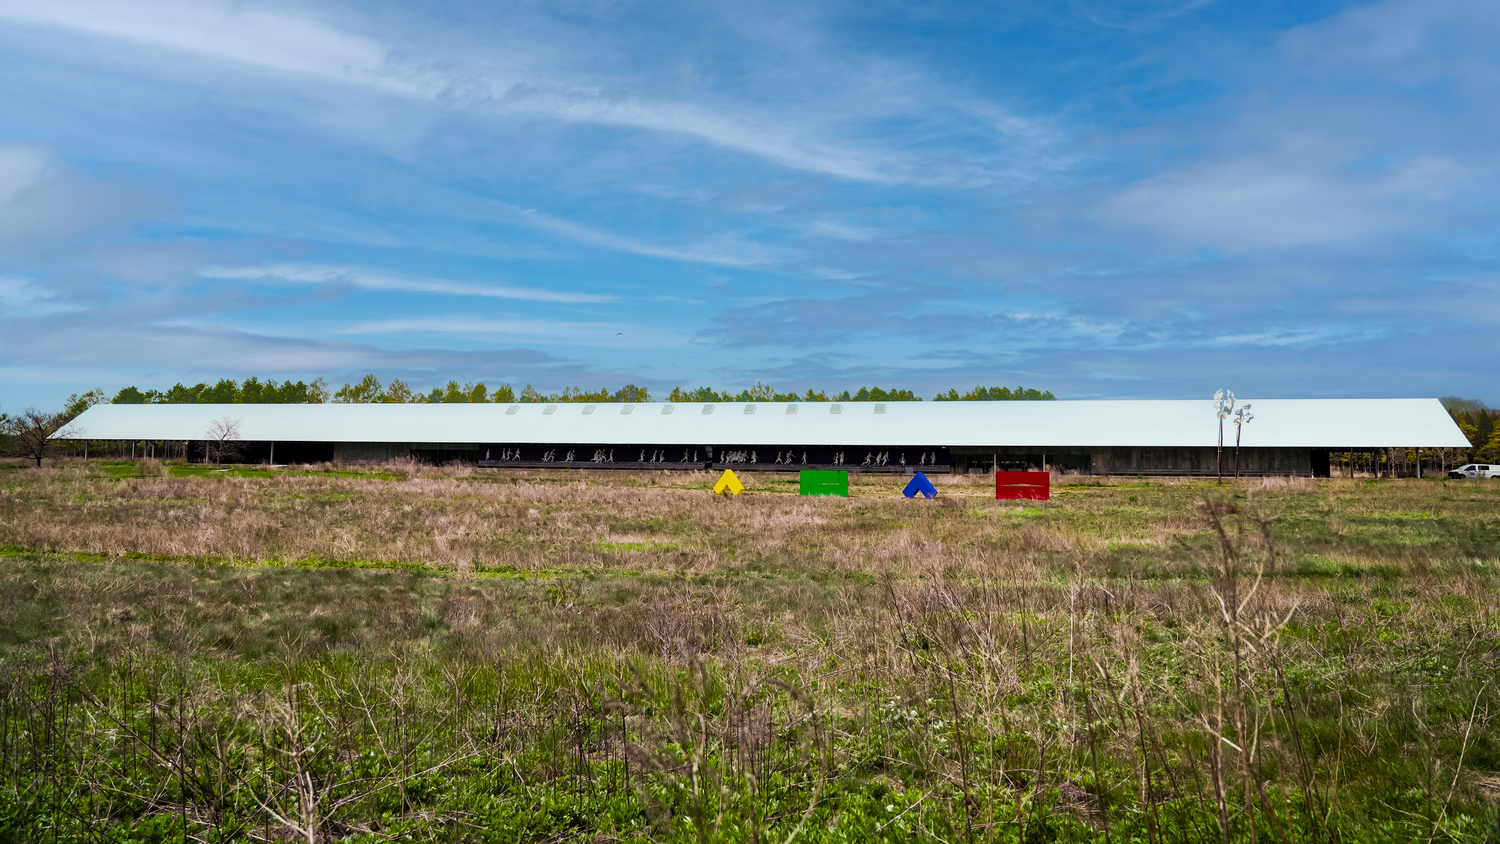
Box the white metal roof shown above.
[62,398,1470,448]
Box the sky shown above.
[1,0,1497,409]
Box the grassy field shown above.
[1,458,1498,843]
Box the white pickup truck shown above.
[1448,463,1498,479]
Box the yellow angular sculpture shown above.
[713,469,746,496]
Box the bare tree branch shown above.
[6,408,79,467]
[204,416,244,465]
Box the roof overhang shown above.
[59,398,1472,449]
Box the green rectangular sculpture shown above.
[800,469,849,497]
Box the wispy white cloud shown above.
[0,317,566,374]
[0,145,49,205]
[805,219,886,242]
[493,89,892,183]
[1279,0,1500,88]
[0,0,432,95]
[0,144,166,248]
[201,264,618,304]
[0,276,82,316]
[507,205,802,269]
[331,316,686,347]
[1094,147,1469,252]
[0,0,1052,187]
[1204,325,1384,348]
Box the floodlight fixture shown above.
[1233,403,1255,479]
[1213,388,1236,483]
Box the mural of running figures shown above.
[477,444,950,471]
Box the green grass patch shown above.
[161,463,406,480]
[595,540,686,553]
[1284,553,1404,579]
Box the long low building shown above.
[62,398,1470,476]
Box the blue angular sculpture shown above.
[903,472,938,499]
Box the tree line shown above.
[111,377,329,405]
[1442,396,1500,463]
[100,376,1054,405]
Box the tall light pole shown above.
[1214,389,1235,485]
[1233,404,1253,479]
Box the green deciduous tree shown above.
[201,378,241,404]
[1479,427,1500,463]
[239,377,272,403]
[306,377,330,403]
[333,374,386,403]
[62,389,106,421]
[851,386,919,401]
[1440,396,1492,463]
[1474,411,1495,448]
[668,386,724,402]
[270,380,319,403]
[430,380,492,403]
[611,384,650,402]
[110,386,156,404]
[384,379,419,403]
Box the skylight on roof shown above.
[662,404,673,414]
[543,405,557,415]
[582,405,595,414]
[830,403,842,414]
[702,404,714,414]
[506,405,519,415]
[744,404,756,414]
[786,404,798,414]
[621,405,633,415]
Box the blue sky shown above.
[1,0,1496,409]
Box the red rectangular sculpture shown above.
[995,471,1050,501]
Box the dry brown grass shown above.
[2,458,1499,841]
